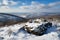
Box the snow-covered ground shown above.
[0,21,60,40]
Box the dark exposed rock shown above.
[12,22,52,36]
[0,37,4,40]
[24,22,52,36]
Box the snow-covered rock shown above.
[0,21,60,40]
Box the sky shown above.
[0,0,60,13]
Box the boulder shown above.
[24,22,52,36]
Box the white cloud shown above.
[0,0,19,13]
[0,1,60,13]
[19,1,46,12]
[0,0,18,6]
[31,1,45,9]
[48,2,60,7]
[2,0,8,5]
[0,6,33,13]
[8,1,18,6]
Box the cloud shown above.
[19,1,60,13]
[0,0,19,13]
[8,1,18,6]
[44,2,60,8]
[0,1,60,13]
[0,0,18,6]
[19,1,46,12]
[2,0,8,5]
[48,2,60,7]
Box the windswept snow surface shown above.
[0,22,60,40]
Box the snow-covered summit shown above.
[0,19,60,40]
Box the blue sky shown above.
[13,0,60,6]
[0,0,60,13]
[13,0,60,4]
[13,0,60,3]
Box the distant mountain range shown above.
[26,12,60,19]
[0,12,60,19]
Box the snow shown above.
[0,21,60,40]
[25,22,41,30]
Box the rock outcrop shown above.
[24,22,52,36]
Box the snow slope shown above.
[0,22,60,40]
